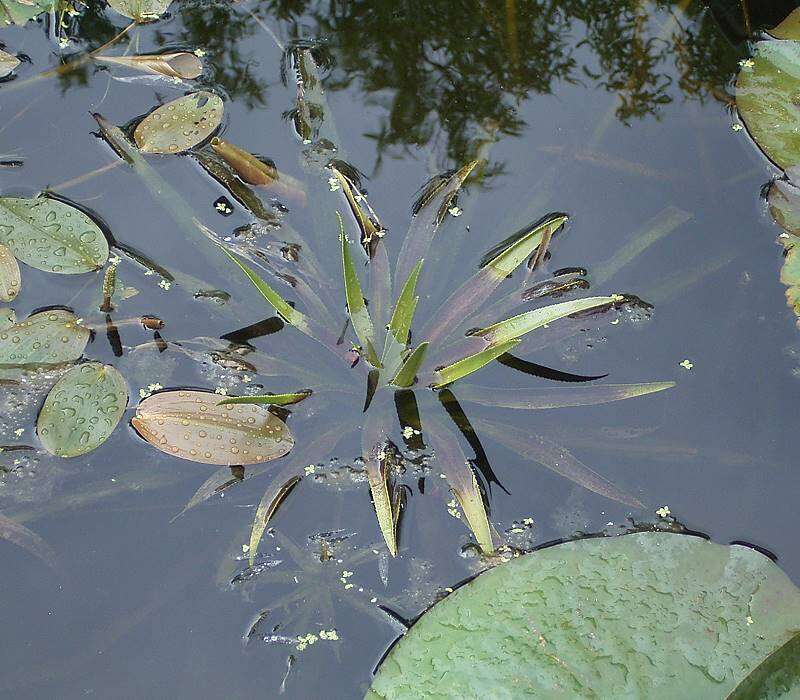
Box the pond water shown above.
[1,1,798,697]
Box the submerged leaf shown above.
[362,407,397,556]
[395,161,479,288]
[736,40,800,170]
[368,533,800,699]
[423,214,568,346]
[339,212,380,366]
[96,51,202,79]
[0,242,20,301]
[0,309,89,369]
[0,48,20,77]
[0,512,56,567]
[432,339,521,388]
[210,138,276,187]
[107,0,171,21]
[132,389,294,466]
[37,362,128,458]
[472,416,644,509]
[456,381,675,409]
[218,390,312,407]
[249,466,302,565]
[0,196,109,273]
[134,91,223,154]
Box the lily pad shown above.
[0,242,20,301]
[0,307,15,331]
[37,362,128,458]
[736,40,800,171]
[0,0,52,26]
[767,173,800,317]
[132,389,294,465]
[106,0,171,22]
[769,9,800,40]
[368,532,800,699]
[134,92,223,154]
[0,309,90,369]
[0,48,20,77]
[0,196,109,274]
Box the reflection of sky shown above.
[0,3,798,698]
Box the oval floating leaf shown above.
[769,9,800,40]
[37,362,128,458]
[736,40,800,171]
[0,196,109,273]
[0,242,20,301]
[368,532,800,699]
[132,389,294,466]
[0,309,90,368]
[96,51,202,79]
[0,307,15,331]
[106,0,172,21]
[0,48,20,77]
[134,91,223,154]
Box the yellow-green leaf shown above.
[134,92,223,154]
[432,339,520,388]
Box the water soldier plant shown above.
[0,20,675,567]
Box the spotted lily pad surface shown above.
[133,92,223,154]
[0,309,89,369]
[0,242,20,301]
[736,40,800,171]
[0,48,20,77]
[0,196,109,273]
[37,362,128,458]
[132,389,294,465]
[0,0,52,26]
[106,0,171,21]
[367,532,800,699]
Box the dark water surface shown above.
[1,1,798,697]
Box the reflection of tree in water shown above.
[56,1,764,166]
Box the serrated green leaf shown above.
[426,422,493,554]
[0,196,109,274]
[390,342,428,388]
[424,214,568,346]
[339,212,380,366]
[382,259,423,376]
[432,339,520,388]
[218,390,312,407]
[134,92,223,154]
[475,295,621,346]
[37,362,128,458]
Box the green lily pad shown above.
[0,48,20,77]
[0,308,15,331]
[132,389,294,465]
[0,0,52,26]
[367,532,800,699]
[106,0,171,22]
[37,362,128,458]
[0,309,90,369]
[0,196,109,274]
[767,173,800,318]
[133,92,223,154]
[736,40,800,171]
[0,242,20,301]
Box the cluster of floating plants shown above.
[0,0,675,566]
